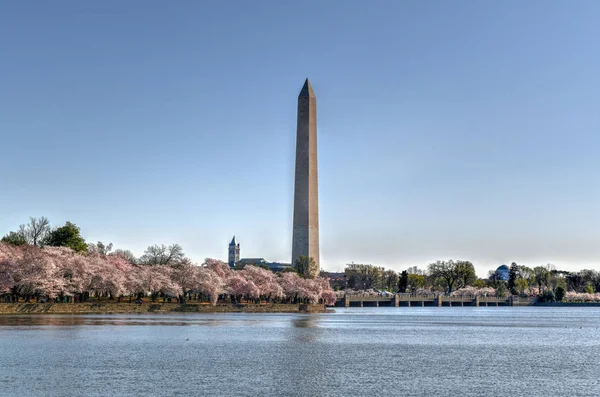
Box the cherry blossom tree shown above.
[0,243,19,295]
[171,260,199,303]
[240,265,284,301]
[297,277,320,303]
[227,273,259,303]
[197,267,225,306]
[14,245,65,300]
[320,289,337,306]
[0,242,339,306]
[138,265,177,300]
[203,258,231,279]
[279,272,300,302]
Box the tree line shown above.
[1,216,185,265]
[340,260,600,302]
[5,216,600,303]
[502,262,600,302]
[342,261,477,295]
[0,217,336,305]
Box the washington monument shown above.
[292,78,320,277]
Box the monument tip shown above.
[298,78,315,98]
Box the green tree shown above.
[515,278,529,295]
[555,286,566,302]
[552,276,567,296]
[518,266,535,292]
[456,261,477,288]
[344,264,383,290]
[407,274,425,292]
[2,216,51,247]
[398,270,408,293]
[518,265,534,280]
[382,269,398,291]
[487,270,500,288]
[1,231,27,246]
[44,221,88,253]
[406,266,424,275]
[495,282,508,298]
[586,283,595,294]
[295,256,317,279]
[534,266,550,293]
[580,270,600,292]
[508,262,519,295]
[428,260,475,295]
[472,279,487,288]
[540,290,555,302]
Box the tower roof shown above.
[229,236,238,246]
[298,78,315,98]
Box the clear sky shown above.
[1,1,599,276]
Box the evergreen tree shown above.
[508,262,519,295]
[295,256,317,279]
[44,221,88,253]
[398,270,408,293]
[555,286,566,302]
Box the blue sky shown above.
[1,1,599,275]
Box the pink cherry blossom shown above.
[197,267,225,306]
[240,265,284,299]
[0,245,338,306]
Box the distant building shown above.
[495,265,510,281]
[236,258,293,272]
[228,236,240,268]
[265,262,293,272]
[228,237,293,272]
[236,258,267,268]
[320,271,346,289]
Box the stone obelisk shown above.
[292,78,319,277]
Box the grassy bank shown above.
[0,302,328,315]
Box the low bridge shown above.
[335,294,521,307]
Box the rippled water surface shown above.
[1,307,600,396]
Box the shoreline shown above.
[534,302,600,307]
[0,302,330,315]
[3,301,600,315]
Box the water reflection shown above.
[0,314,228,328]
[289,315,324,345]
[275,314,336,395]
[291,315,320,328]
[0,313,323,329]
[0,315,87,327]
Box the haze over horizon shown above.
[1,1,599,277]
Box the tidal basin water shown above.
[1,308,600,396]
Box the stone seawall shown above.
[0,302,328,315]
[534,302,600,307]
